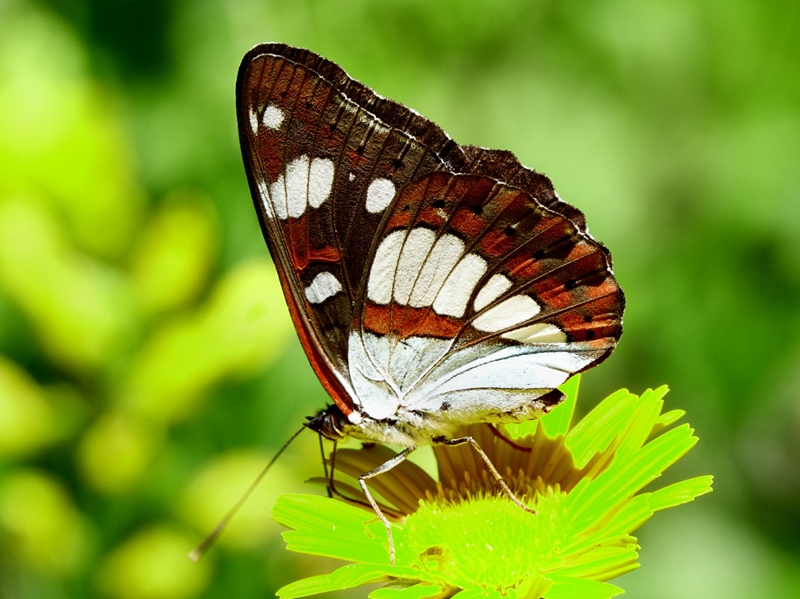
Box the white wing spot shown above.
[285,155,310,218]
[268,175,288,220]
[268,155,334,220]
[257,179,274,218]
[366,178,396,213]
[393,228,437,305]
[262,104,284,129]
[368,229,406,304]
[502,323,566,344]
[367,229,488,316]
[434,253,487,317]
[304,272,343,304]
[409,234,465,308]
[473,295,541,332]
[474,273,513,311]
[249,107,259,134]
[348,172,355,181]
[308,158,334,208]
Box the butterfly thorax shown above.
[305,402,460,448]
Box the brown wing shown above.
[236,43,467,412]
[358,171,622,347]
[460,145,588,232]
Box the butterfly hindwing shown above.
[460,145,588,231]
[349,171,622,425]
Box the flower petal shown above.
[648,475,714,511]
[369,583,449,599]
[544,576,623,599]
[278,563,398,598]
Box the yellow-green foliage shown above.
[0,6,297,598]
[2,1,800,599]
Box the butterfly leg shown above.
[358,447,414,566]
[433,435,537,516]
[318,436,335,498]
[486,424,534,452]
[322,441,397,514]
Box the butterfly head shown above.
[305,405,349,441]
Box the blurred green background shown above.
[1,0,799,597]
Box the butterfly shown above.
[235,43,624,563]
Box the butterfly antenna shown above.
[188,424,307,562]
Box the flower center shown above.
[398,486,569,593]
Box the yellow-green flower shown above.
[273,377,712,599]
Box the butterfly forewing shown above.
[237,44,469,412]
